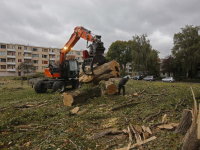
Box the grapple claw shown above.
[82,55,108,75]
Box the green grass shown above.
[0,79,200,149]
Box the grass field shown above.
[0,78,200,150]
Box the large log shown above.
[79,60,120,83]
[63,85,101,106]
[99,80,118,95]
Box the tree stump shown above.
[180,87,200,150]
[181,109,200,150]
[63,85,101,106]
[175,109,192,134]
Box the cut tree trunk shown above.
[181,87,200,150]
[63,85,101,106]
[175,109,192,134]
[79,60,120,84]
[99,80,118,95]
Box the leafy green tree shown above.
[131,34,159,76]
[161,55,176,76]
[146,49,160,76]
[106,40,132,76]
[172,25,200,78]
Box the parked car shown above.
[143,76,156,81]
[162,77,175,82]
[131,75,142,80]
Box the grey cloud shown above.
[0,0,200,58]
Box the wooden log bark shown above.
[79,60,120,83]
[63,86,101,106]
[181,87,200,150]
[99,80,118,95]
[181,110,200,150]
[92,72,116,84]
[175,109,192,134]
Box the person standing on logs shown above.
[118,76,129,96]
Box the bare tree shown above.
[17,62,36,75]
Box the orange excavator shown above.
[34,26,107,93]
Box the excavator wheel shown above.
[52,81,65,93]
[35,80,47,93]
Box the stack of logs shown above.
[63,60,120,106]
[79,60,120,84]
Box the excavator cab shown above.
[60,59,79,79]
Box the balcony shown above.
[7,48,16,52]
[7,68,16,72]
[49,52,56,55]
[24,50,32,53]
[7,62,16,65]
[24,56,32,59]
[50,58,56,60]
[7,55,16,58]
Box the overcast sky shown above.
[0,0,199,58]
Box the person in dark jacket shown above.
[118,77,129,96]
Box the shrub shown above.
[12,72,44,80]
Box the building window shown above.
[18,46,22,50]
[32,54,39,58]
[50,55,55,58]
[18,59,22,62]
[42,54,48,58]
[76,57,80,60]
[0,45,6,49]
[24,54,30,57]
[0,65,6,69]
[52,49,55,52]
[163,72,165,75]
[42,66,46,70]
[8,52,15,56]
[68,51,73,54]
[57,49,61,53]
[50,60,55,65]
[35,66,39,70]
[42,48,48,52]
[76,51,80,55]
[42,60,48,64]
[33,60,39,64]
[0,58,6,62]
[24,60,31,63]
[18,52,22,56]
[57,55,60,59]
[24,47,28,50]
[0,51,6,56]
[33,48,38,52]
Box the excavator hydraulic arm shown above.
[60,26,107,75]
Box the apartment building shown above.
[0,42,83,76]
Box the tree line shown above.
[106,34,160,77]
[106,25,200,79]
